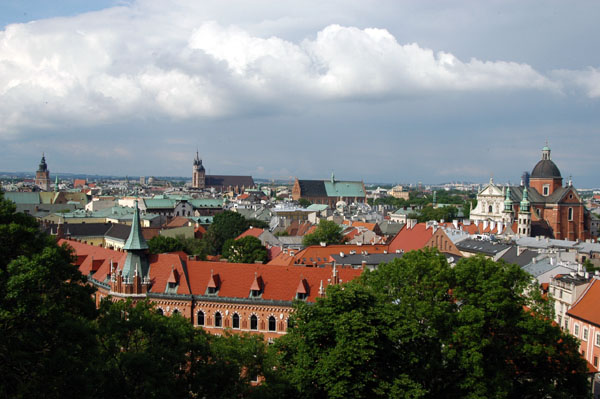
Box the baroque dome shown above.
[531,159,561,179]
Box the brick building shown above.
[61,201,362,340]
[292,173,366,207]
[471,145,591,240]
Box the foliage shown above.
[0,192,99,398]
[247,218,269,229]
[147,235,186,254]
[415,205,458,223]
[147,235,207,258]
[277,249,590,399]
[302,219,344,246]
[203,211,255,255]
[297,198,312,208]
[222,236,268,264]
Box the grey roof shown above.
[377,220,404,236]
[105,223,133,241]
[531,159,561,179]
[508,185,571,205]
[456,239,511,256]
[205,175,254,188]
[522,259,563,278]
[331,253,403,266]
[515,236,578,250]
[498,246,538,267]
[296,180,328,197]
[43,222,113,237]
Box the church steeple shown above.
[518,187,531,236]
[123,201,148,251]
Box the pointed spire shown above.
[331,171,335,184]
[520,187,530,213]
[504,186,513,212]
[123,200,149,251]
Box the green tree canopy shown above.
[203,211,253,255]
[276,250,589,399]
[147,235,186,254]
[0,192,99,398]
[302,219,344,246]
[222,236,268,264]
[297,198,311,208]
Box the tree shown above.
[147,235,185,254]
[203,211,252,255]
[302,220,344,246]
[222,236,268,264]
[277,249,590,399]
[0,192,99,398]
[297,198,311,208]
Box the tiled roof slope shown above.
[205,175,254,188]
[186,261,362,302]
[388,223,433,253]
[297,180,327,197]
[236,227,264,240]
[567,278,600,326]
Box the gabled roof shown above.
[296,180,328,197]
[4,192,40,205]
[205,175,254,188]
[165,216,191,228]
[567,278,600,327]
[236,227,264,240]
[388,223,433,253]
[324,180,365,198]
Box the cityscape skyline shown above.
[1,1,599,186]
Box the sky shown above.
[1,0,599,186]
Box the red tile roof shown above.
[165,216,191,228]
[567,278,600,326]
[388,223,433,253]
[236,227,264,240]
[186,260,362,302]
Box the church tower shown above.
[518,187,531,236]
[192,151,206,189]
[35,153,50,191]
[110,201,151,295]
[502,186,514,225]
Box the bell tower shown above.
[35,153,50,191]
[192,151,206,189]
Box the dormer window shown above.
[543,185,550,196]
[296,278,309,300]
[205,271,220,296]
[249,273,263,298]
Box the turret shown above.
[502,186,514,225]
[518,187,531,236]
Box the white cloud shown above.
[0,1,587,136]
[552,67,600,98]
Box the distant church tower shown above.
[502,186,514,225]
[35,153,50,191]
[192,151,206,189]
[518,187,532,236]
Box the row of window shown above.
[573,323,600,346]
[197,311,284,332]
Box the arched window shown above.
[232,313,240,329]
[172,309,179,315]
[215,312,222,327]
[488,205,493,213]
[250,315,258,330]
[268,316,276,332]
[156,308,163,316]
[197,311,204,326]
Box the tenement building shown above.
[470,145,591,240]
[60,201,361,340]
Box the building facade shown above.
[191,152,254,193]
[292,174,367,207]
[471,145,590,240]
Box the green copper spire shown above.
[503,186,513,212]
[54,175,59,192]
[520,187,530,214]
[123,201,149,251]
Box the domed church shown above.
[471,145,591,240]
